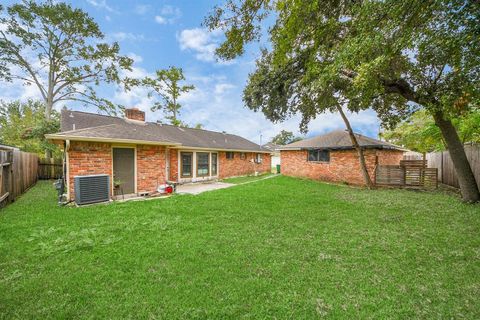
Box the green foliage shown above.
[205,0,480,131]
[1,178,479,318]
[0,0,135,117]
[270,130,302,145]
[383,108,480,153]
[0,100,60,156]
[143,66,195,126]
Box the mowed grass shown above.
[0,177,479,319]
[222,172,274,184]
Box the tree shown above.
[0,99,60,157]
[270,130,302,145]
[382,108,480,153]
[0,1,136,157]
[205,0,480,201]
[143,66,195,126]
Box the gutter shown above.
[170,145,272,154]
[45,134,181,147]
[45,135,271,153]
[278,145,407,152]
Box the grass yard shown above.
[0,177,479,319]
[221,172,274,184]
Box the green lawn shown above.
[222,172,274,184]
[0,177,479,319]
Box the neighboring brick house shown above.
[47,108,271,202]
[279,130,405,185]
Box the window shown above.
[197,152,210,176]
[255,153,263,163]
[240,152,246,160]
[307,149,330,162]
[181,152,193,177]
[211,153,218,175]
[226,152,234,159]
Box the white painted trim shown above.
[171,146,271,154]
[65,143,70,200]
[46,134,180,146]
[177,149,220,183]
[165,147,170,181]
[111,145,137,195]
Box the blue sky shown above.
[1,0,381,143]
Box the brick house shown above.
[279,130,405,185]
[47,108,271,202]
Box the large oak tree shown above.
[205,0,480,202]
[0,1,136,150]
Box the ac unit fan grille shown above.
[74,174,110,205]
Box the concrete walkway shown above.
[176,181,235,195]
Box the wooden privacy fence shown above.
[426,143,480,190]
[38,158,63,180]
[0,149,39,207]
[375,160,438,189]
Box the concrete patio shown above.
[176,181,235,195]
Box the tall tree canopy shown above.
[0,0,135,122]
[206,0,480,202]
[270,130,302,145]
[0,99,60,157]
[143,66,195,126]
[382,108,480,153]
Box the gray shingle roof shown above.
[51,110,269,152]
[262,142,281,152]
[278,130,405,151]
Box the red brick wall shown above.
[67,142,273,202]
[68,141,112,201]
[219,152,271,179]
[280,149,404,185]
[125,108,145,121]
[137,145,166,193]
[169,149,178,182]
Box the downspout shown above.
[65,140,70,202]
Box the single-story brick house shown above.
[47,108,271,202]
[278,130,405,185]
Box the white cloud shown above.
[109,32,145,42]
[161,5,181,16]
[214,83,235,95]
[177,28,226,63]
[154,16,167,25]
[86,0,117,13]
[170,70,382,143]
[154,5,181,25]
[127,53,143,63]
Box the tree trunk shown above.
[44,92,53,159]
[337,105,374,189]
[433,111,479,202]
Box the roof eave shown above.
[45,134,181,146]
[279,145,406,151]
[170,145,272,153]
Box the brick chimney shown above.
[125,108,145,122]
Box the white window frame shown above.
[177,150,220,182]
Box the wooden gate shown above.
[375,160,438,189]
[38,158,63,179]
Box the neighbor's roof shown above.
[47,110,269,152]
[278,130,406,151]
[262,142,281,152]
